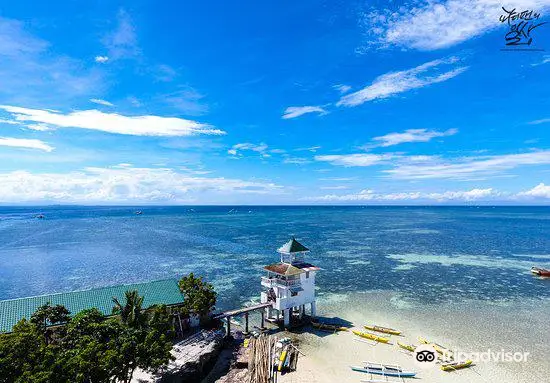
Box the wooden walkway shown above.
[213,302,272,336]
[213,302,272,320]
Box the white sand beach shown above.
[274,291,550,383]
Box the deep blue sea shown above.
[1,206,549,309]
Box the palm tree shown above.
[112,290,145,328]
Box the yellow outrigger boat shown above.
[418,336,453,358]
[364,324,401,335]
[441,360,473,371]
[312,321,348,332]
[352,330,390,343]
[396,340,416,352]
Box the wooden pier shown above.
[213,302,272,336]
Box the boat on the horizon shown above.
[36,214,45,219]
[531,266,550,277]
[364,324,401,335]
[134,210,143,215]
[352,330,390,343]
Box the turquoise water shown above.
[1,206,549,310]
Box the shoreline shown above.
[222,290,549,383]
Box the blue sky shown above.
[0,0,550,204]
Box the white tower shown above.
[260,237,319,328]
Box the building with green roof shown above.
[0,279,184,333]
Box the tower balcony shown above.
[261,276,301,288]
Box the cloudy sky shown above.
[1,0,550,204]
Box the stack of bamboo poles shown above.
[248,335,277,383]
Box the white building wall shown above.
[262,271,316,311]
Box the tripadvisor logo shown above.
[413,344,438,369]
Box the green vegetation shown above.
[178,273,217,317]
[0,292,174,383]
[0,273,218,383]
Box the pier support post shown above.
[260,310,265,330]
[310,301,316,318]
[283,309,290,328]
[299,305,304,319]
[243,313,249,335]
[226,316,231,337]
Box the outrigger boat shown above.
[396,340,416,352]
[311,321,348,332]
[441,360,473,371]
[364,324,401,335]
[351,362,416,378]
[531,266,550,277]
[352,330,390,343]
[418,336,453,358]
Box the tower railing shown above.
[261,277,301,288]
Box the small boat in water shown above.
[312,321,348,332]
[531,266,550,277]
[134,210,143,215]
[351,362,416,377]
[352,330,390,343]
[36,214,45,219]
[441,360,473,371]
[364,324,401,335]
[418,336,453,358]
[397,340,416,352]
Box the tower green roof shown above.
[277,237,309,254]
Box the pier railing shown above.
[261,277,300,288]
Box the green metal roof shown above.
[0,279,183,333]
[277,237,309,254]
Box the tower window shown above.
[306,271,310,279]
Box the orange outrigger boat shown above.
[531,267,550,277]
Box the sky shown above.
[0,0,550,205]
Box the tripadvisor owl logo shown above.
[413,344,438,369]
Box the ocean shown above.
[1,205,549,309]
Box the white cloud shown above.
[94,55,109,63]
[283,157,310,165]
[372,128,458,147]
[228,142,270,157]
[360,0,550,51]
[307,188,497,202]
[528,118,550,125]
[320,186,349,190]
[518,183,550,198]
[0,137,53,152]
[0,17,104,104]
[295,146,321,152]
[102,9,140,60]
[337,57,467,106]
[315,153,393,167]
[333,84,351,94]
[385,151,550,180]
[90,98,114,107]
[0,166,282,203]
[532,55,550,66]
[0,105,224,137]
[282,106,327,119]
